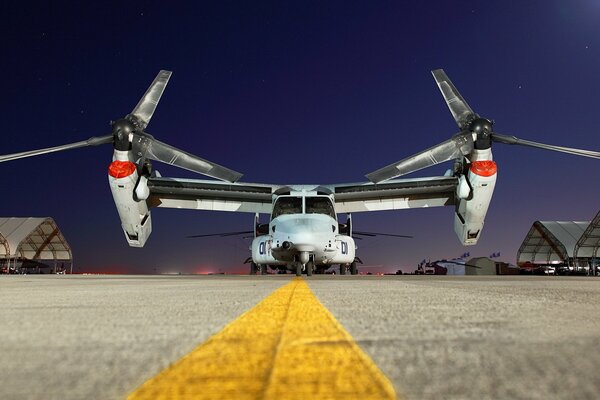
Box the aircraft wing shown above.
[329,176,457,213]
[147,175,457,214]
[147,177,280,213]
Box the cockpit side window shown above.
[272,196,303,218]
[305,197,336,219]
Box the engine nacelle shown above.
[454,160,497,245]
[108,151,152,247]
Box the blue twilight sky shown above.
[2,1,599,273]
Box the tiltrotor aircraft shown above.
[2,70,599,276]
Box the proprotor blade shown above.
[187,231,253,238]
[432,69,477,130]
[353,231,413,238]
[492,133,600,159]
[365,132,473,183]
[129,70,172,129]
[132,133,243,182]
[0,134,113,163]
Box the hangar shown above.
[0,217,72,274]
[517,210,600,274]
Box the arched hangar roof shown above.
[517,221,590,264]
[0,217,72,260]
[575,210,600,259]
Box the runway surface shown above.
[1,275,599,399]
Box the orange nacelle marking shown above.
[108,160,136,178]
[470,160,497,177]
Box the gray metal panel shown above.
[335,196,452,213]
[147,177,279,213]
[332,176,456,213]
[147,176,457,214]
[152,198,273,213]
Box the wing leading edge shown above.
[330,176,457,213]
[147,177,280,213]
[146,175,457,215]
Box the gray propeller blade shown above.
[366,132,473,183]
[132,133,243,182]
[187,230,253,238]
[129,70,172,129]
[492,133,600,159]
[353,231,413,238]
[0,134,113,163]
[432,69,477,130]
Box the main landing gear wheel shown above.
[260,265,267,275]
[296,264,302,277]
[250,262,258,275]
[350,261,358,275]
[339,264,346,275]
[306,260,314,277]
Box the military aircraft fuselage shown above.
[251,193,355,273]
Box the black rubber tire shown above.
[306,261,314,276]
[250,262,257,275]
[339,264,346,275]
[296,264,302,277]
[260,265,267,275]
[350,261,358,275]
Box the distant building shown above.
[465,257,519,275]
[425,257,518,275]
[517,209,600,274]
[0,218,72,274]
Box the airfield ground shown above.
[1,275,599,399]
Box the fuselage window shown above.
[272,197,303,218]
[305,197,335,219]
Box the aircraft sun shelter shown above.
[0,217,72,273]
[517,209,600,272]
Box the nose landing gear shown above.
[295,259,315,277]
[339,261,359,275]
[250,262,268,275]
[306,260,314,276]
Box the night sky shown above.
[2,1,600,274]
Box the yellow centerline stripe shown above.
[128,278,396,400]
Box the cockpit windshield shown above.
[305,197,336,219]
[272,197,303,218]
[272,196,336,219]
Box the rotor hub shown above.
[111,118,135,151]
[469,118,493,150]
[469,118,492,135]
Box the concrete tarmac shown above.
[1,275,599,399]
